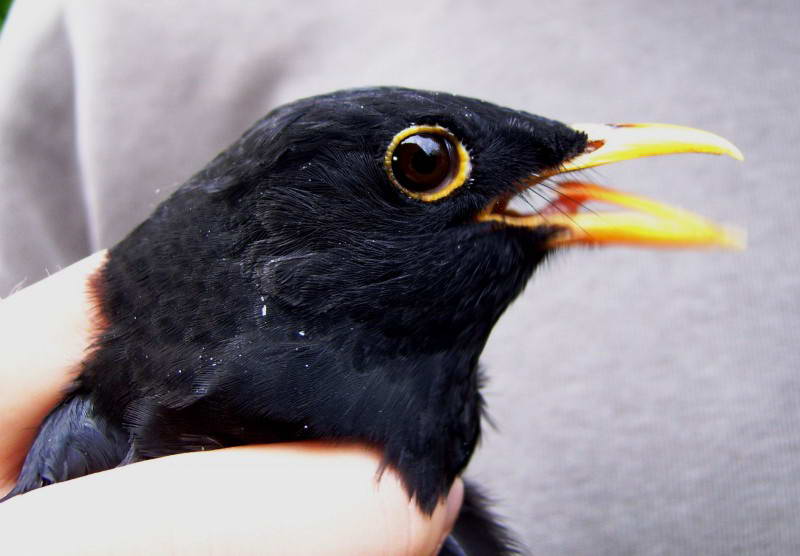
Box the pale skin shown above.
[0,252,463,555]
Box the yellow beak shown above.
[561,123,743,171]
[477,122,745,249]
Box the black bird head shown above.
[90,87,742,511]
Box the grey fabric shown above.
[1,1,798,553]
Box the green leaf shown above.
[0,0,14,31]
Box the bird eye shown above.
[392,134,453,192]
[384,125,471,201]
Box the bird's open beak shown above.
[477,123,745,249]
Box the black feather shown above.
[2,393,130,501]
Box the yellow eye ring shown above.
[384,125,471,202]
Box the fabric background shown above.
[1,1,797,553]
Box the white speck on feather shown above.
[298,330,306,336]
[261,305,267,317]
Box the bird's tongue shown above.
[528,181,744,248]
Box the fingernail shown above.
[445,479,464,527]
[434,480,465,555]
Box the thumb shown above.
[0,443,464,556]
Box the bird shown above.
[2,87,742,554]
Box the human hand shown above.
[0,253,463,555]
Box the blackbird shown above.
[3,88,742,554]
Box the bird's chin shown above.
[476,122,745,250]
